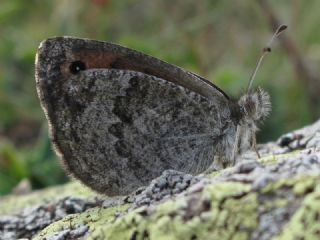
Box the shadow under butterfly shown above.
[35,25,287,196]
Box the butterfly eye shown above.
[69,61,86,74]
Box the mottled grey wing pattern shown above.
[35,37,236,195]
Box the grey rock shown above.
[0,197,102,240]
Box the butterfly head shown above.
[238,87,271,125]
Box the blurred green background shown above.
[1,0,320,195]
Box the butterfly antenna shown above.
[247,24,287,93]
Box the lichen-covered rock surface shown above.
[1,119,320,240]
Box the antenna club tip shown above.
[263,47,271,53]
[277,25,288,34]
[247,24,286,93]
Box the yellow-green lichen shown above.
[293,173,318,196]
[102,181,258,240]
[0,181,97,215]
[102,174,320,240]
[258,151,299,165]
[34,204,130,240]
[273,183,320,240]
[8,148,320,240]
[32,171,320,240]
[260,197,289,211]
[262,173,320,195]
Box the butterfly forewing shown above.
[35,37,235,195]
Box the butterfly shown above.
[35,26,285,195]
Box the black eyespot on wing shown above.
[69,61,86,74]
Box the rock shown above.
[0,119,320,240]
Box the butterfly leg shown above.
[252,133,261,159]
[231,125,241,165]
[203,156,225,173]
